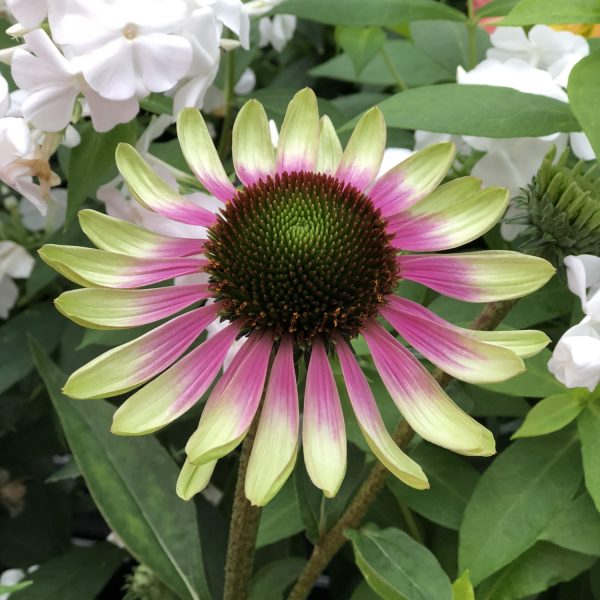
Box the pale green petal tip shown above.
[245,446,298,507]
[176,460,215,501]
[475,430,496,457]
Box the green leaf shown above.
[578,400,600,511]
[568,51,600,160]
[12,543,124,600]
[476,542,595,600]
[388,444,479,530]
[249,558,305,600]
[274,0,465,25]
[45,456,82,483]
[346,525,453,600]
[66,120,137,226]
[480,349,566,398]
[501,0,600,25]
[336,26,386,75]
[476,0,519,17]
[539,492,600,556]
[356,84,580,138]
[0,303,64,394]
[513,392,585,438]
[0,581,32,594]
[256,479,304,548]
[459,428,582,585]
[310,40,450,88]
[31,342,211,600]
[452,571,474,600]
[140,93,174,115]
[411,20,490,73]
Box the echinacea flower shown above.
[40,89,555,505]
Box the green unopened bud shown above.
[123,565,177,600]
[511,147,600,266]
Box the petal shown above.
[79,209,204,258]
[185,331,273,464]
[396,251,556,302]
[63,304,217,400]
[382,297,525,384]
[177,108,237,202]
[564,254,600,319]
[55,284,211,329]
[336,338,429,489]
[84,87,140,133]
[245,335,299,506]
[176,459,217,501]
[336,107,385,191]
[303,337,346,497]
[364,321,495,457]
[232,99,276,186]
[39,245,205,289]
[112,322,240,435]
[388,177,509,251]
[468,329,550,358]
[369,143,455,217]
[276,88,320,174]
[116,143,217,227]
[316,115,343,175]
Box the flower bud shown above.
[511,147,600,266]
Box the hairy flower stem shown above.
[222,414,262,600]
[286,297,519,600]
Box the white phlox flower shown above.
[0,240,34,319]
[0,117,61,214]
[171,7,221,114]
[12,29,139,132]
[6,0,47,28]
[548,255,600,391]
[488,25,589,88]
[19,187,66,232]
[48,0,193,102]
[258,14,296,52]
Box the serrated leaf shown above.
[30,342,211,600]
[578,400,600,512]
[346,525,453,600]
[476,542,595,600]
[459,428,582,585]
[513,392,584,438]
[336,26,386,75]
[568,51,600,160]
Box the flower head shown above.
[40,89,555,505]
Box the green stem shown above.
[397,500,423,545]
[380,47,407,92]
[286,298,519,600]
[466,0,479,70]
[217,49,236,161]
[222,415,262,600]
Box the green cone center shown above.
[205,171,397,346]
